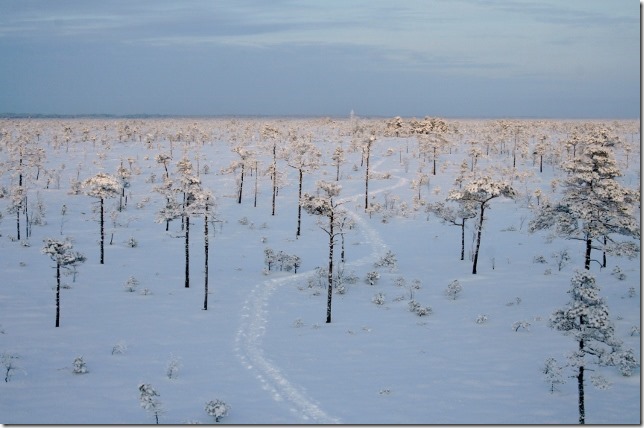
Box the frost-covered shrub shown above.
[551,249,571,271]
[238,216,249,225]
[542,357,564,393]
[408,300,420,312]
[476,314,488,324]
[126,236,138,248]
[124,276,139,292]
[72,356,88,374]
[445,280,462,300]
[394,276,406,288]
[205,399,230,423]
[533,255,547,264]
[628,287,636,298]
[631,326,640,336]
[112,341,127,355]
[372,292,386,305]
[374,250,397,271]
[1,352,20,382]
[140,288,152,296]
[365,271,380,285]
[415,305,432,316]
[166,355,181,379]
[611,266,626,280]
[293,318,305,328]
[512,321,531,332]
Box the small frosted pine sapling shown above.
[205,399,230,423]
[126,236,138,248]
[72,356,88,374]
[112,341,127,355]
[139,383,164,424]
[551,249,571,271]
[124,276,140,292]
[374,250,397,271]
[1,352,20,382]
[611,266,626,280]
[372,292,386,305]
[408,279,421,300]
[408,300,432,316]
[445,280,462,300]
[166,355,181,379]
[475,314,488,324]
[365,271,380,286]
[542,357,565,393]
[512,320,531,332]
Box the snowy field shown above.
[0,117,640,424]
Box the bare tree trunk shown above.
[432,146,436,175]
[237,163,244,204]
[55,262,61,327]
[460,219,466,261]
[296,169,303,238]
[272,143,277,216]
[185,215,190,288]
[254,161,258,208]
[16,209,20,241]
[472,204,485,274]
[204,210,209,310]
[578,334,585,424]
[584,236,592,270]
[100,198,104,264]
[364,144,370,211]
[602,236,607,268]
[326,210,334,324]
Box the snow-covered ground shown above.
[0,117,639,424]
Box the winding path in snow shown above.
[234,158,408,423]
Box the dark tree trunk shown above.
[204,210,209,310]
[296,169,303,238]
[364,144,370,211]
[602,236,607,268]
[432,146,436,175]
[584,236,592,270]
[578,331,585,424]
[326,209,334,324]
[55,262,61,327]
[272,143,277,216]
[16,209,20,241]
[472,203,485,274]
[254,162,258,208]
[185,215,190,288]
[540,154,543,173]
[460,219,466,261]
[100,198,104,264]
[237,163,244,204]
[336,162,340,181]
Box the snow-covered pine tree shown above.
[138,383,163,424]
[42,238,86,327]
[284,131,321,238]
[448,173,516,274]
[427,200,477,261]
[82,173,121,264]
[549,270,638,424]
[301,180,345,323]
[529,130,640,270]
[205,399,230,423]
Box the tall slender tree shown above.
[82,173,121,264]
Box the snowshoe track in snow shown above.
[234,163,407,423]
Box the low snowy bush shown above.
[124,276,139,292]
[365,271,380,286]
[415,305,432,316]
[126,236,138,248]
[374,250,397,271]
[205,399,230,423]
[533,255,547,264]
[372,292,386,305]
[476,314,488,324]
[512,321,531,332]
[111,341,127,355]
[551,249,570,271]
[611,266,626,280]
[445,280,462,300]
[72,356,88,374]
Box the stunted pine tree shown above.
[331,144,345,181]
[261,125,281,215]
[222,145,253,204]
[301,180,345,323]
[427,199,477,261]
[189,188,216,310]
[363,134,376,211]
[284,132,321,238]
[82,173,121,264]
[550,270,638,424]
[42,238,86,327]
[177,170,201,289]
[529,132,640,270]
[449,174,516,274]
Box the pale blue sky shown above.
[0,0,639,117]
